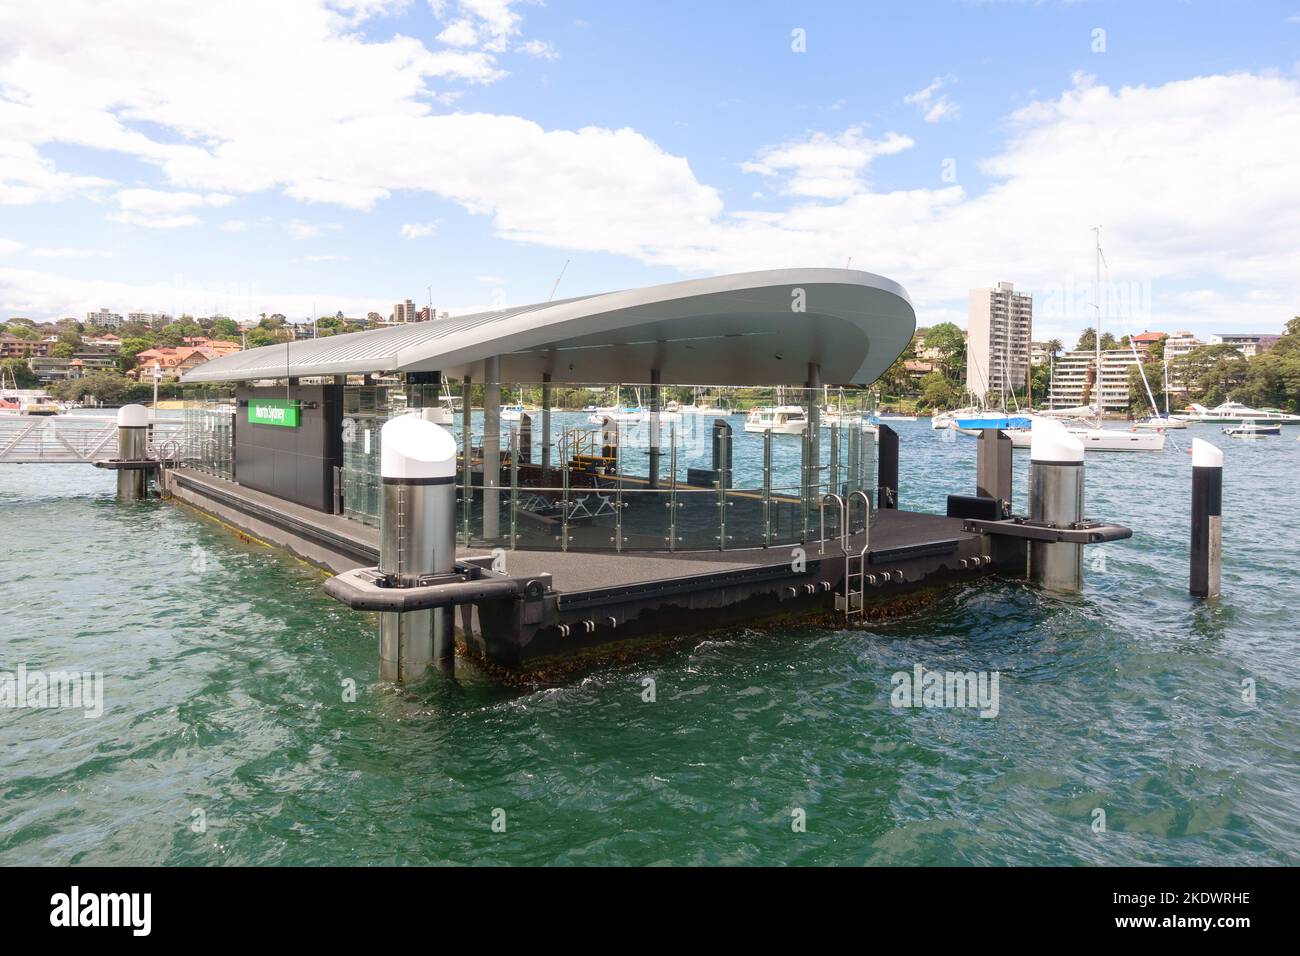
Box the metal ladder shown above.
[820,490,873,621]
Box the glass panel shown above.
[333,381,880,552]
[179,385,236,479]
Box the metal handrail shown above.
[819,492,845,556]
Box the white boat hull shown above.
[1007,426,1166,452]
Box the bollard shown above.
[1028,418,1085,591]
[1190,438,1223,599]
[378,415,458,681]
[116,404,150,502]
[877,423,898,509]
[711,418,733,488]
[976,428,1012,513]
[518,413,532,465]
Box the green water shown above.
[2,423,1298,865]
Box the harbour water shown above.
[2,420,1298,865]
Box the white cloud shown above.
[108,188,234,228]
[31,247,115,258]
[219,220,249,232]
[110,212,203,229]
[0,2,1297,340]
[437,18,479,46]
[441,0,524,52]
[0,141,112,205]
[0,238,23,256]
[741,127,914,199]
[0,265,381,323]
[516,39,558,60]
[400,222,437,238]
[286,221,343,240]
[904,76,961,123]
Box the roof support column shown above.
[461,374,472,544]
[482,355,501,541]
[804,362,822,535]
[541,373,552,476]
[407,370,438,408]
[648,368,661,489]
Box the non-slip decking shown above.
[166,466,978,597]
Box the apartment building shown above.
[0,335,52,359]
[86,308,125,329]
[1209,333,1279,358]
[1047,349,1143,413]
[966,281,1033,401]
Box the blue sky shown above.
[2,0,1299,343]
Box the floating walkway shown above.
[0,414,184,464]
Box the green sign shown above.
[247,398,301,427]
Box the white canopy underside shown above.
[180,268,915,386]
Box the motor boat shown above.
[744,405,808,435]
[1223,422,1281,438]
[1185,401,1300,425]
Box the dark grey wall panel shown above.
[234,384,343,512]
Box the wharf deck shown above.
[165,465,991,669]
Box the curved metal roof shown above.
[180,268,915,386]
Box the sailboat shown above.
[671,387,730,417]
[1134,340,1187,429]
[951,344,1030,435]
[585,386,680,425]
[1004,228,1165,452]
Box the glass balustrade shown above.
[185,380,881,553]
[338,382,879,552]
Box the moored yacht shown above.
[1002,416,1167,451]
[931,405,983,429]
[744,405,807,435]
[1223,422,1281,438]
[1135,414,1187,430]
[1186,401,1300,425]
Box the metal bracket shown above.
[323,560,553,612]
[93,458,160,472]
[962,516,1132,544]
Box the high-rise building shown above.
[87,308,124,329]
[1047,349,1143,412]
[966,281,1032,402]
[391,299,416,324]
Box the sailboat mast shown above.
[1170,351,1180,418]
[1093,225,1102,419]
